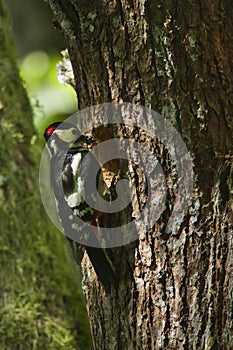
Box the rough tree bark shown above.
[46,1,232,349]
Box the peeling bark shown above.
[46,1,233,349]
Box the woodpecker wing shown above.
[61,145,116,293]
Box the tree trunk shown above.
[46,1,233,349]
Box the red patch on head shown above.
[45,126,57,136]
[44,122,62,141]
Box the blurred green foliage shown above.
[19,50,77,136]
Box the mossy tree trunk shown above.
[46,1,232,349]
[0,1,92,349]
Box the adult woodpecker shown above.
[43,121,116,293]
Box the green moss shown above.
[0,1,92,349]
[0,207,92,350]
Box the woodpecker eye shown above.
[71,128,79,135]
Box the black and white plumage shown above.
[44,122,116,293]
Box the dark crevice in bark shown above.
[180,221,190,349]
[150,233,156,269]
[104,21,116,94]
[172,93,183,136]
[97,41,113,104]
[215,227,228,347]
[138,79,146,106]
[196,231,213,349]
[56,0,81,39]
[69,51,91,107]
[130,282,138,349]
[164,246,171,348]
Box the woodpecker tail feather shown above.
[86,246,116,294]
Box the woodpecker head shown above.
[44,122,83,156]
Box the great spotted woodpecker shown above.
[43,122,116,293]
